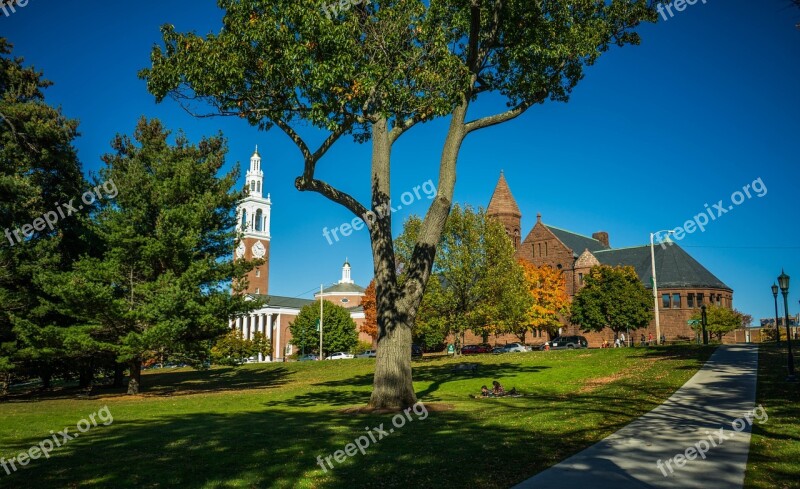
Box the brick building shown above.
[484,173,734,347]
[230,148,371,361]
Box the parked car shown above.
[544,335,588,350]
[461,344,491,355]
[298,354,319,362]
[491,346,506,354]
[411,344,423,358]
[326,352,354,360]
[356,350,376,358]
[501,342,530,353]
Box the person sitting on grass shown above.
[492,380,505,397]
[480,385,491,397]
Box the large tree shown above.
[0,38,96,393]
[46,118,259,394]
[288,300,358,356]
[141,0,661,408]
[571,265,653,336]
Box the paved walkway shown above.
[513,344,760,489]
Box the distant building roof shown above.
[321,282,366,294]
[594,244,731,291]
[250,294,313,309]
[545,225,610,256]
[487,172,521,218]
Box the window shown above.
[240,210,247,230]
[716,295,722,306]
[556,264,562,270]
[578,273,584,285]
[257,181,261,193]
[341,298,349,303]
[255,269,260,277]
[662,294,671,309]
[538,243,542,257]
[545,242,548,256]
[672,293,681,308]
[687,294,695,308]
[255,209,263,232]
[697,293,704,305]
[255,288,260,294]
[250,181,255,191]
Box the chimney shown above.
[592,231,610,248]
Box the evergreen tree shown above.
[0,38,95,393]
[45,118,260,394]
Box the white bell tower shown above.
[235,145,271,295]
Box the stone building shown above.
[485,173,734,347]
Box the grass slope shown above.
[743,344,800,489]
[0,346,714,488]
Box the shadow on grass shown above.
[1,345,727,488]
[2,366,293,403]
[1,386,679,489]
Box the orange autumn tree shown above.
[519,260,571,338]
[360,280,378,340]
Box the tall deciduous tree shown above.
[289,300,358,356]
[46,118,259,394]
[141,1,661,408]
[571,265,652,336]
[518,261,570,340]
[398,205,521,353]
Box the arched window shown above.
[257,182,261,193]
[255,209,263,232]
[241,210,247,230]
[250,181,255,191]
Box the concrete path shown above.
[513,344,760,489]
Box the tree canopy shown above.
[141,0,662,408]
[571,265,653,335]
[691,305,747,341]
[289,300,358,356]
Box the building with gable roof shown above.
[486,172,734,346]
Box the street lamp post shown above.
[772,283,780,345]
[701,304,709,345]
[777,270,796,381]
[650,230,674,347]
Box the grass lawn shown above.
[744,343,800,489]
[0,346,715,488]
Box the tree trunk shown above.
[127,360,141,395]
[113,363,125,388]
[78,364,93,389]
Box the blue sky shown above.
[2,0,799,323]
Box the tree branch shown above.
[464,101,532,134]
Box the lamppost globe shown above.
[772,283,779,297]
[778,270,790,293]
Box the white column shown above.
[275,314,282,361]
[267,314,274,362]
[257,314,265,362]
[250,314,257,341]
[236,316,242,336]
